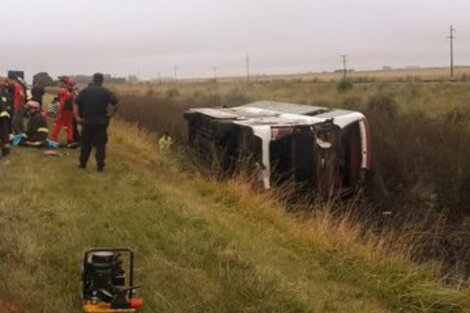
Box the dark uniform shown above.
[75,83,118,171]
[0,85,11,156]
[31,84,46,108]
[25,111,48,144]
[6,82,15,132]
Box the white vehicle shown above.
[184,100,372,197]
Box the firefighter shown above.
[0,79,11,156]
[6,79,15,133]
[11,78,26,134]
[74,73,118,172]
[24,101,48,146]
[50,77,78,147]
[12,101,48,147]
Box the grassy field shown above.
[260,66,470,82]
[1,119,470,312]
[163,66,470,84]
[116,79,470,215]
[114,78,470,280]
[116,79,470,133]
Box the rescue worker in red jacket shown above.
[50,77,77,147]
[11,78,26,134]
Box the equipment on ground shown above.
[12,133,26,146]
[43,149,61,157]
[66,141,80,149]
[45,139,60,149]
[82,248,144,313]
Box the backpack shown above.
[64,98,74,111]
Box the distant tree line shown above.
[32,72,127,87]
[73,74,126,84]
[32,72,55,87]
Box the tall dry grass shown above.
[116,118,470,311]
[115,80,470,216]
[114,79,470,280]
[117,82,249,139]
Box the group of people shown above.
[0,73,120,172]
[0,76,42,154]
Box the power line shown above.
[447,25,456,78]
[341,54,348,78]
[213,66,218,82]
[246,54,250,83]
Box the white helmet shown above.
[26,100,40,109]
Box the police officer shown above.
[74,73,118,172]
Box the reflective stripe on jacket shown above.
[158,136,173,151]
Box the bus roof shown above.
[186,100,364,128]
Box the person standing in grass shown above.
[50,77,77,147]
[158,131,173,152]
[31,81,45,108]
[74,73,118,172]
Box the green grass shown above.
[0,120,469,312]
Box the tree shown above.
[337,77,354,92]
[33,72,55,87]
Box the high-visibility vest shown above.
[158,136,173,151]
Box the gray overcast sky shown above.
[1,0,468,80]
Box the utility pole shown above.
[213,66,218,82]
[341,54,348,79]
[448,25,456,78]
[174,65,178,82]
[157,72,161,84]
[245,54,250,83]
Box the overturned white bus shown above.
[184,100,372,197]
